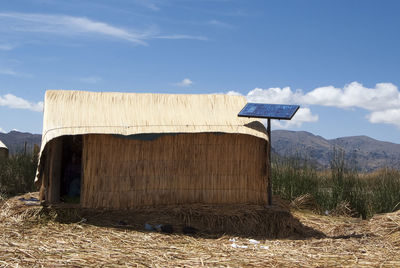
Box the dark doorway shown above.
[60,135,83,203]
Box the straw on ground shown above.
[0,192,399,267]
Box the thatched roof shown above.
[35,90,268,183]
[41,90,267,146]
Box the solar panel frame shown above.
[238,103,300,120]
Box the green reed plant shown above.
[368,169,400,213]
[0,151,38,197]
[272,148,400,218]
[272,155,320,202]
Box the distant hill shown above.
[1,130,399,171]
[0,131,42,155]
[272,130,400,172]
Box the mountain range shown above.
[1,130,399,172]
[0,131,42,155]
[272,130,400,172]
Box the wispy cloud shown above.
[0,12,207,46]
[0,12,151,45]
[0,67,32,77]
[0,68,18,76]
[0,43,15,50]
[134,0,160,11]
[244,82,400,128]
[78,76,103,84]
[175,78,194,87]
[207,19,233,29]
[156,34,208,41]
[0,94,43,112]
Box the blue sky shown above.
[1,0,400,143]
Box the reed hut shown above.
[35,90,269,209]
[0,140,8,159]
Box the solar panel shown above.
[238,103,300,120]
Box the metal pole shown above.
[267,118,272,206]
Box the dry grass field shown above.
[0,192,399,267]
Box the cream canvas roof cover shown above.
[35,90,268,183]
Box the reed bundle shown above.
[331,201,356,217]
[290,193,319,212]
[369,209,400,246]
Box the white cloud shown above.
[246,87,318,128]
[271,108,318,129]
[78,76,103,84]
[244,82,400,128]
[0,94,43,112]
[0,12,207,46]
[247,82,400,110]
[247,87,302,104]
[226,91,242,96]
[175,78,194,87]
[223,89,317,128]
[302,82,400,111]
[368,109,400,127]
[0,127,5,133]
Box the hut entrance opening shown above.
[60,135,82,203]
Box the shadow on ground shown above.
[39,200,325,240]
[6,192,325,239]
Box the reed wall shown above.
[81,133,268,209]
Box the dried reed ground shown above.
[0,193,399,267]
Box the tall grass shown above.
[272,148,400,218]
[0,151,38,197]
